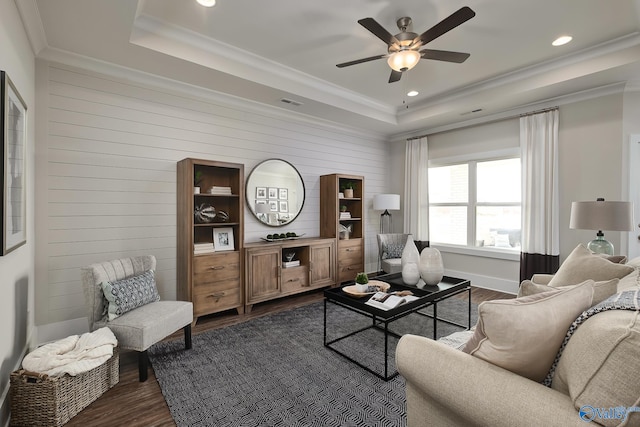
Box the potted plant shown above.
[194,171,204,194]
[354,272,369,292]
[341,181,355,198]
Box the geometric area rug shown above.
[149,298,477,427]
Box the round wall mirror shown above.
[246,159,305,227]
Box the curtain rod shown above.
[405,105,559,141]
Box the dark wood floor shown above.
[65,286,513,427]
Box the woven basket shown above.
[10,348,119,426]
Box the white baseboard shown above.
[35,317,90,346]
[445,268,519,295]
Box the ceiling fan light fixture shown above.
[387,50,420,72]
[407,90,419,97]
[196,0,216,7]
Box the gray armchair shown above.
[81,255,193,381]
[377,233,410,274]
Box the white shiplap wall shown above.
[36,61,390,326]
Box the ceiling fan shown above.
[336,6,475,83]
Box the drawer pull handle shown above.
[207,292,225,302]
[287,278,300,283]
[210,266,225,270]
[345,248,353,252]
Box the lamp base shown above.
[587,233,614,255]
[380,211,392,234]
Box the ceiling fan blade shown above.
[358,18,400,46]
[336,54,387,68]
[388,70,402,83]
[413,6,475,47]
[420,49,470,63]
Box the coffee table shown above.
[323,272,471,380]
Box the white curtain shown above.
[404,137,429,241]
[520,109,560,281]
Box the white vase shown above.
[401,235,421,285]
[419,247,444,286]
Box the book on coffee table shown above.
[365,292,419,310]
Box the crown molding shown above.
[130,14,396,123]
[392,82,627,140]
[14,0,48,55]
[399,32,640,118]
[37,46,386,141]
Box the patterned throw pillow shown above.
[382,243,404,260]
[101,270,160,321]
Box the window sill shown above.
[431,244,520,261]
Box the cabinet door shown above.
[310,242,335,287]
[246,248,281,303]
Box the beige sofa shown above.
[396,250,640,427]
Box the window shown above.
[428,157,521,250]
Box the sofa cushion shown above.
[548,244,634,287]
[462,280,594,382]
[101,270,160,321]
[551,309,640,427]
[518,278,618,306]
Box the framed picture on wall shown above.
[212,227,234,251]
[1,71,27,255]
[279,200,288,212]
[278,188,288,200]
[256,187,267,199]
[268,187,278,199]
[268,200,278,211]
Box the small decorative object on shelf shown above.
[194,204,217,223]
[419,247,444,286]
[339,224,352,240]
[354,272,369,293]
[401,235,421,285]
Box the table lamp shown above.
[373,194,400,233]
[569,198,634,255]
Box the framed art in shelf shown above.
[1,71,27,255]
[213,227,235,251]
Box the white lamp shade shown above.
[569,200,634,231]
[374,194,400,211]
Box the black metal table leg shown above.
[433,302,438,340]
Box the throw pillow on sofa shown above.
[518,278,619,306]
[462,280,595,382]
[548,244,633,287]
[101,269,160,321]
[551,309,640,427]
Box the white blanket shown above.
[22,327,118,377]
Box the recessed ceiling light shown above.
[407,90,419,97]
[197,0,216,7]
[552,35,572,46]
